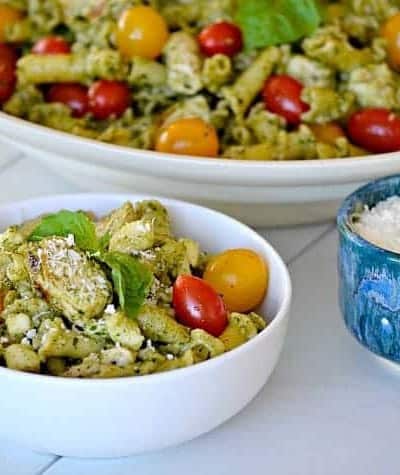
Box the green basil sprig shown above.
[235,0,322,50]
[29,210,153,319]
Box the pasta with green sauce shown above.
[1,0,400,159]
[0,200,267,378]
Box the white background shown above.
[0,143,399,475]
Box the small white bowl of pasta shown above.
[0,193,291,458]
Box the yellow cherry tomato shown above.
[0,5,22,42]
[309,122,346,145]
[155,118,220,157]
[116,6,169,59]
[204,249,269,313]
[382,13,400,70]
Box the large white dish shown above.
[0,193,291,458]
[2,112,399,226]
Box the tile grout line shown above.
[287,223,336,268]
[34,456,62,475]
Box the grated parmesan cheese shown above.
[105,304,116,315]
[66,234,75,247]
[25,329,37,340]
[101,347,134,367]
[146,339,154,350]
[353,196,400,253]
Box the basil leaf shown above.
[235,0,322,50]
[101,252,153,319]
[29,210,99,252]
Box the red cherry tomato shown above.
[262,75,309,126]
[88,80,131,120]
[173,275,228,337]
[0,43,17,104]
[46,83,89,118]
[32,36,71,55]
[198,21,243,57]
[347,108,400,153]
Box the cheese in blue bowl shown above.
[338,175,400,363]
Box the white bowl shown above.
[0,193,292,458]
[1,113,400,226]
[0,112,400,226]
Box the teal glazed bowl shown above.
[338,175,400,363]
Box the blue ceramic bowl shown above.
[338,174,400,363]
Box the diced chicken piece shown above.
[26,238,112,323]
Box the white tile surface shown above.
[43,231,400,475]
[260,223,333,263]
[0,157,80,203]
[0,440,57,475]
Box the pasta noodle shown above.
[18,50,125,85]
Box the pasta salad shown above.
[0,200,268,378]
[1,0,400,160]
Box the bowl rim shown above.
[0,110,398,170]
[0,192,292,385]
[337,174,400,261]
